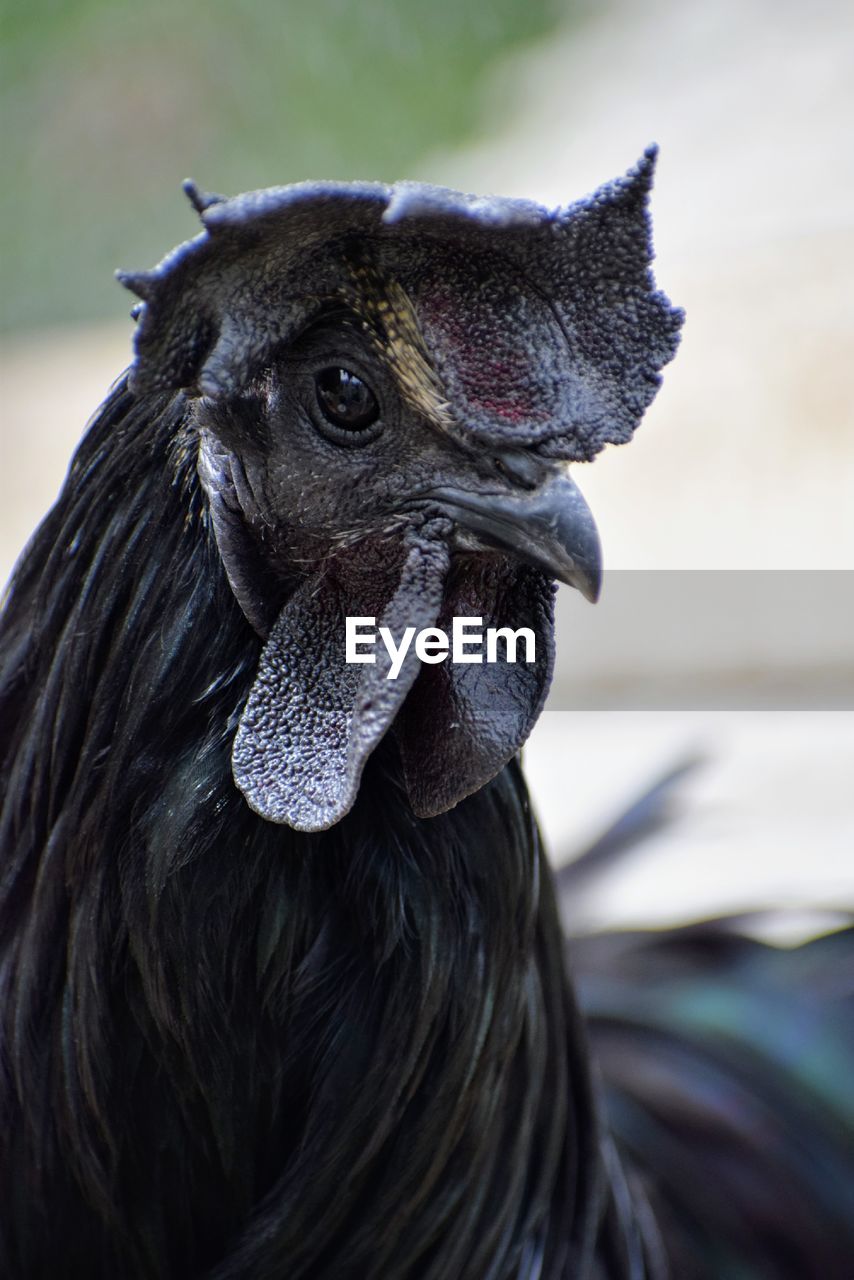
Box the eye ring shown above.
[313,367,382,445]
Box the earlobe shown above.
[197,431,280,637]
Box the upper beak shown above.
[429,467,602,603]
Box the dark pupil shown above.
[315,367,379,431]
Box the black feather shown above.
[0,380,631,1277]
[3,160,852,1280]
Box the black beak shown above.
[430,469,602,603]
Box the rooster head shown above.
[120,147,682,830]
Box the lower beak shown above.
[430,469,602,602]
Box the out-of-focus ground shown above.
[2,0,852,929]
[527,712,854,934]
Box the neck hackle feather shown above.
[2,153,853,1280]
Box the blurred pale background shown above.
[2,0,853,931]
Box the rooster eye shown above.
[314,367,380,438]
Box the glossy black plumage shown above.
[573,920,854,1280]
[0,382,627,1277]
[3,159,853,1280]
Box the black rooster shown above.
[1,148,853,1279]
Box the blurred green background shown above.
[0,0,561,334]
